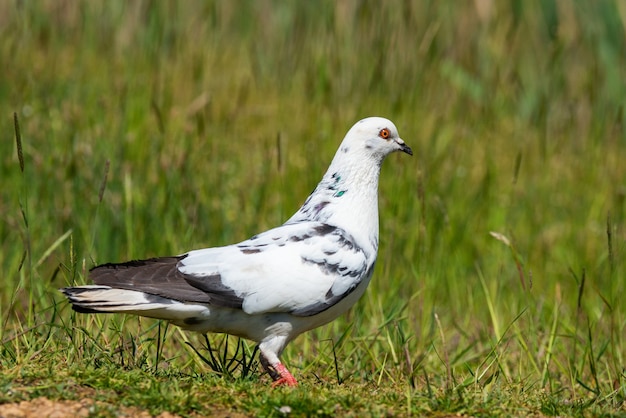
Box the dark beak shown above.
[399,142,413,156]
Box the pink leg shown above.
[271,362,298,387]
[260,353,298,387]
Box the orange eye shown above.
[379,128,391,139]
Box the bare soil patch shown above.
[0,397,249,418]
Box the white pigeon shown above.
[61,117,412,386]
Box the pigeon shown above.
[61,117,412,386]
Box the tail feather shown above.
[60,285,208,320]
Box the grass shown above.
[1,0,625,416]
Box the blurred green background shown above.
[1,0,625,415]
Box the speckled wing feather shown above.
[178,221,372,316]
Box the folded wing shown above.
[88,222,371,317]
[184,222,370,316]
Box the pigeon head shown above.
[340,117,413,160]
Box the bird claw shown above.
[271,375,298,387]
[270,363,298,387]
[260,355,298,387]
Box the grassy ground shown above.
[1,1,625,416]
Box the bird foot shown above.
[270,362,298,387]
[260,355,298,387]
